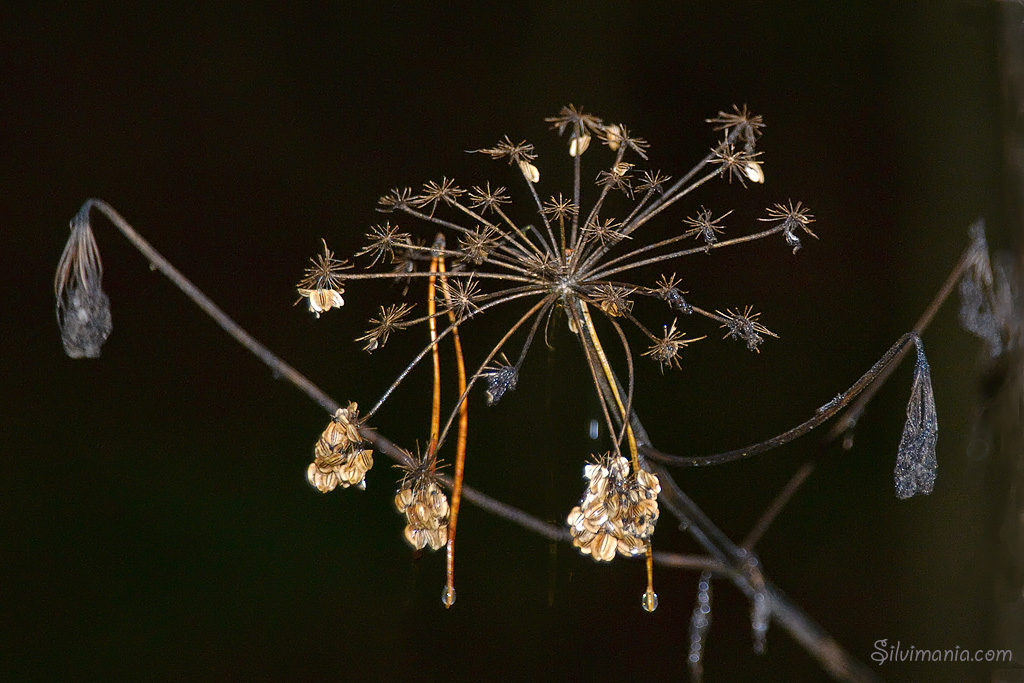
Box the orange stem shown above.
[438,250,468,609]
[427,243,441,455]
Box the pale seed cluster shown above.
[394,473,450,551]
[307,402,374,492]
[567,456,661,561]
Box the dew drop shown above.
[641,588,659,613]
[441,585,456,608]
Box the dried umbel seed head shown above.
[643,319,700,371]
[567,455,661,561]
[395,474,450,551]
[307,402,373,492]
[718,306,778,352]
[296,240,350,318]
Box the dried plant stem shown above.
[75,199,339,413]
[577,301,657,604]
[438,253,469,609]
[642,332,919,468]
[741,238,984,550]
[427,244,443,452]
[77,198,879,681]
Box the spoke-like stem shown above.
[435,295,554,455]
[579,167,722,275]
[589,224,787,281]
[367,288,546,418]
[337,268,536,286]
[521,168,560,258]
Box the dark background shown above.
[2,2,1014,681]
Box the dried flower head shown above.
[683,207,732,249]
[717,306,778,352]
[357,223,411,266]
[377,187,415,213]
[650,273,693,315]
[758,200,817,254]
[541,193,578,222]
[589,283,635,318]
[414,178,466,216]
[296,240,350,317]
[582,216,628,246]
[472,136,537,164]
[596,161,634,197]
[457,226,501,265]
[467,182,511,214]
[357,303,415,352]
[643,319,701,371]
[440,277,481,321]
[711,139,764,185]
[707,104,765,153]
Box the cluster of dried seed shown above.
[567,455,661,561]
[307,402,374,492]
[394,473,450,551]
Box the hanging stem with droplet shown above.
[437,243,468,609]
[577,300,658,613]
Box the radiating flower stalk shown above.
[56,104,984,682]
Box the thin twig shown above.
[742,238,983,550]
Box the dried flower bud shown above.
[55,207,112,358]
[296,240,350,318]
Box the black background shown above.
[2,2,1012,681]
